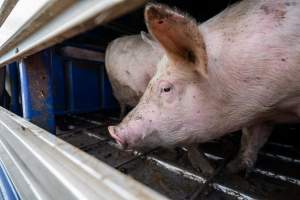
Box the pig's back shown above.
[105,35,162,107]
[201,0,300,112]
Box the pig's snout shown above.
[108,126,128,149]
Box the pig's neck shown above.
[199,25,300,135]
[198,26,251,133]
[193,0,300,138]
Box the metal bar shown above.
[114,148,159,169]
[0,160,20,200]
[182,147,300,187]
[0,0,146,67]
[259,151,300,165]
[189,149,235,200]
[19,50,55,133]
[70,116,300,197]
[204,153,300,187]
[81,129,258,200]
[60,46,105,62]
[0,0,75,56]
[253,169,300,187]
[58,125,102,137]
[0,0,17,27]
[0,107,168,200]
[79,139,111,151]
[149,157,257,200]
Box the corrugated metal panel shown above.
[0,107,168,200]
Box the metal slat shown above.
[0,160,20,200]
[0,107,168,200]
[0,0,146,67]
[78,129,259,200]
[0,0,75,55]
[69,115,300,199]
[0,0,17,27]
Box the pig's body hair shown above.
[145,3,197,26]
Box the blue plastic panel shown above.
[101,65,118,110]
[51,47,118,114]
[0,67,5,107]
[14,46,119,133]
[66,60,102,113]
[50,52,66,115]
[7,63,21,116]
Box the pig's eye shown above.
[159,81,174,95]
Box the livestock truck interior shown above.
[0,0,299,200]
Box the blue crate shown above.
[11,47,118,134]
[51,47,118,114]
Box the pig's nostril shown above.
[108,126,125,147]
[108,126,115,134]
[108,126,117,138]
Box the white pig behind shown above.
[105,33,163,117]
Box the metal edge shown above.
[0,107,169,200]
[0,0,75,56]
[0,0,146,67]
[0,0,17,27]
[0,159,20,200]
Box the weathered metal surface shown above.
[0,0,75,56]
[0,0,17,27]
[19,51,55,133]
[0,0,146,67]
[0,107,168,200]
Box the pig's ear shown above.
[140,31,160,50]
[145,4,207,77]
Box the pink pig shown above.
[109,0,300,173]
[105,33,163,118]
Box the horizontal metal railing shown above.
[0,0,17,27]
[0,0,146,67]
[0,107,168,200]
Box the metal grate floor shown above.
[57,113,300,200]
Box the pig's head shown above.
[108,4,232,150]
